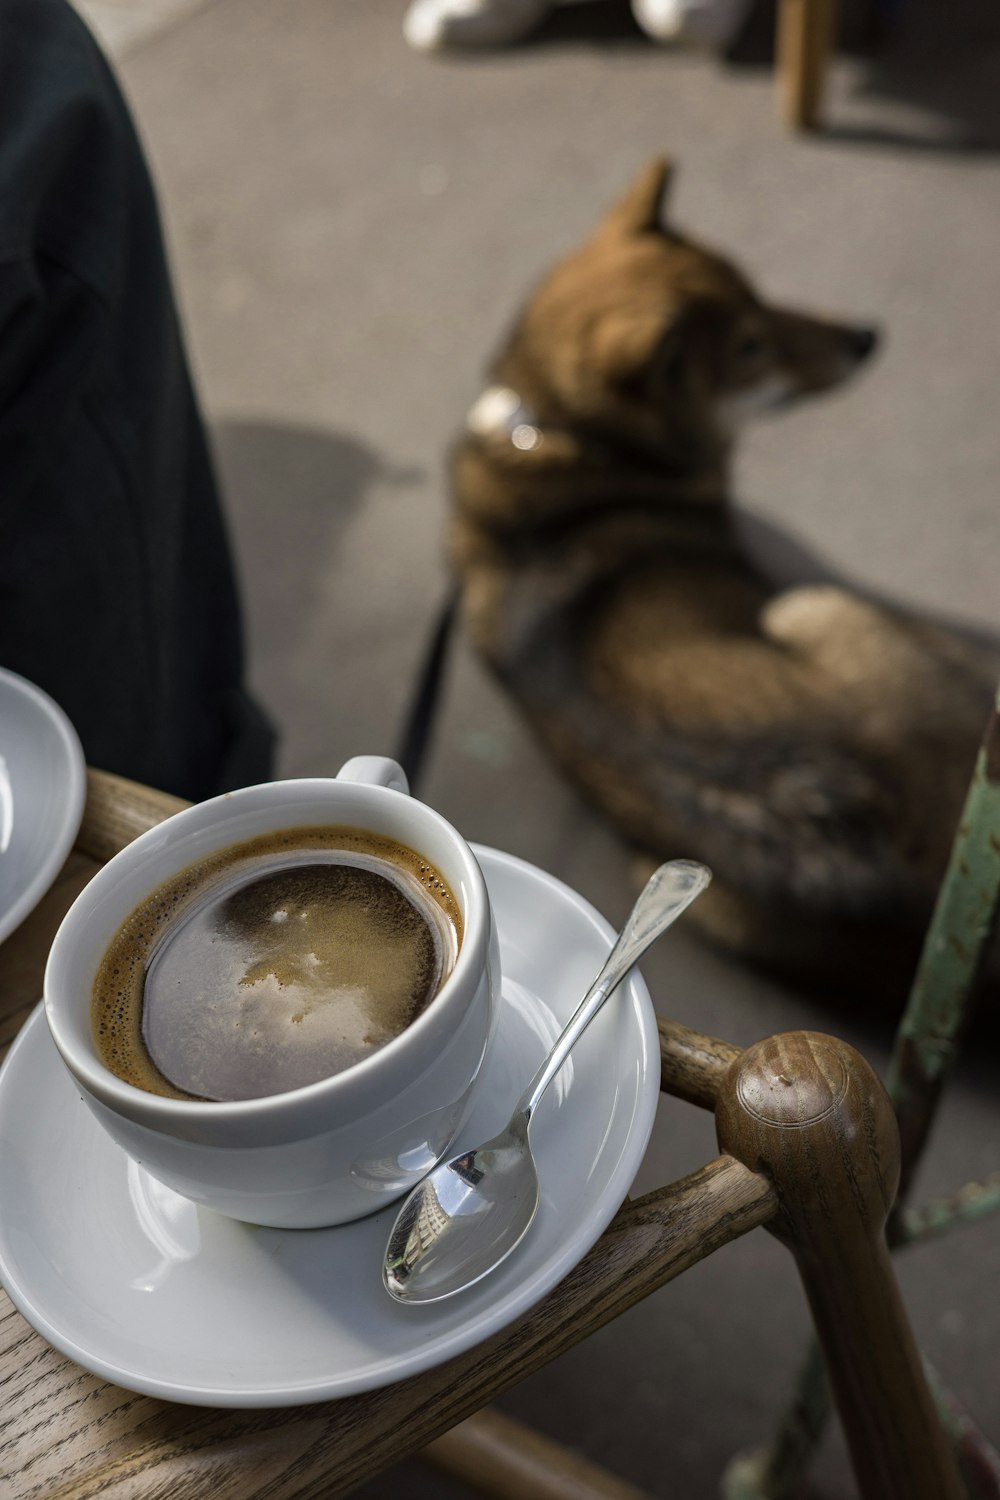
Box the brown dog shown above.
[450,158,998,1001]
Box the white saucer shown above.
[0,668,86,946]
[0,845,659,1407]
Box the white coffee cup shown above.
[44,758,501,1228]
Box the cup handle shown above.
[336,756,410,795]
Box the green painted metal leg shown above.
[721,1342,828,1499]
[887,689,1000,1205]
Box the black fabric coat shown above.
[0,0,274,800]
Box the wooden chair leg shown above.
[423,1409,655,1500]
[720,689,1000,1498]
[777,0,836,130]
[716,1031,964,1500]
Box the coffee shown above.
[91,826,463,1101]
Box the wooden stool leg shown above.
[777,0,836,130]
[715,1032,963,1500]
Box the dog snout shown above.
[848,326,879,362]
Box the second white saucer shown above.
[0,668,86,945]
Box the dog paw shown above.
[761,584,878,652]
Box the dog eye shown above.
[734,331,766,362]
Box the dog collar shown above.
[466,383,729,502]
[466,385,543,451]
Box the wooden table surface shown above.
[0,771,776,1500]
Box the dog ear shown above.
[594,156,675,239]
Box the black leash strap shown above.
[395,581,460,796]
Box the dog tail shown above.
[552,715,925,921]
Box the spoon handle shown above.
[518,859,711,1125]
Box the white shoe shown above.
[403,0,553,51]
[631,0,754,47]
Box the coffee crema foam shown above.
[91,827,463,1102]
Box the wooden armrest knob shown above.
[715,1031,897,1250]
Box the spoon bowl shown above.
[383,859,710,1303]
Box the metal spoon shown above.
[382,858,711,1304]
